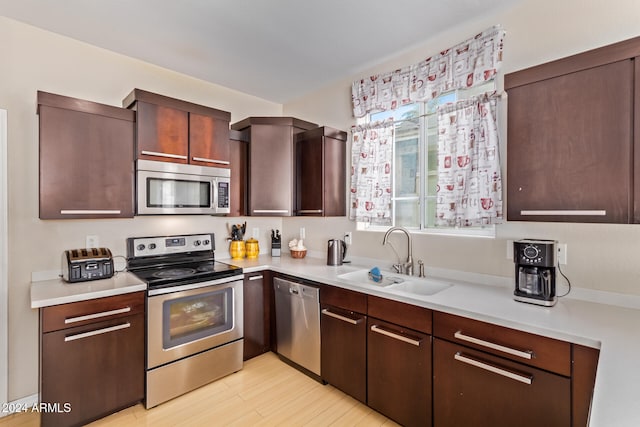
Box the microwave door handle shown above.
[212,179,218,211]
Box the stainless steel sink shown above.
[337,269,452,295]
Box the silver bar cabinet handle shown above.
[253,209,289,214]
[454,352,533,385]
[371,324,421,346]
[454,331,533,360]
[297,210,323,214]
[520,210,606,216]
[191,156,230,165]
[61,210,121,215]
[322,308,361,325]
[64,322,131,342]
[248,275,263,281]
[141,150,188,160]
[65,307,131,324]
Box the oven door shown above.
[147,278,243,369]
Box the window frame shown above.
[355,85,498,238]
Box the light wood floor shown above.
[0,352,398,426]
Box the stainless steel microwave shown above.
[136,159,230,215]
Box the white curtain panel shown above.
[349,121,394,225]
[435,93,503,227]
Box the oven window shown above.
[162,287,233,349]
[147,177,211,208]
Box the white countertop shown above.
[30,271,146,308]
[231,254,640,427]
[29,254,640,426]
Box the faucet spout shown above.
[382,226,414,276]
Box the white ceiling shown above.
[1,0,518,104]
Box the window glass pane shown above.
[370,104,419,122]
[394,198,420,228]
[395,122,419,197]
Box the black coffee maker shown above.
[513,239,557,306]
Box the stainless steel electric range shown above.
[126,233,244,409]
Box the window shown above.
[359,82,496,237]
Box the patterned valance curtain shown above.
[349,120,394,225]
[435,92,503,227]
[351,26,506,118]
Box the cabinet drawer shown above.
[433,311,571,376]
[42,291,145,333]
[41,313,144,426]
[367,295,432,334]
[433,338,570,427]
[320,285,367,313]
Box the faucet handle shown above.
[418,260,425,278]
[392,263,404,274]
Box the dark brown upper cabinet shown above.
[505,36,640,223]
[230,117,317,216]
[38,91,135,219]
[295,127,347,217]
[123,89,231,168]
[228,129,249,216]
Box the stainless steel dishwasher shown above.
[273,276,321,376]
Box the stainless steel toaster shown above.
[62,247,114,283]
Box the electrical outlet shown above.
[345,232,353,245]
[86,235,99,248]
[506,239,514,260]
[252,228,259,239]
[300,227,306,239]
[557,243,568,265]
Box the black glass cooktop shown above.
[130,259,243,290]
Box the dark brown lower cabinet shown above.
[433,338,571,427]
[40,292,145,427]
[367,317,431,427]
[320,304,367,403]
[243,271,271,360]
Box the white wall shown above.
[0,109,8,414]
[0,17,285,401]
[283,0,640,294]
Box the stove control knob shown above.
[203,239,210,246]
[148,243,157,250]
[194,240,201,247]
[137,244,146,251]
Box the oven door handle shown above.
[147,274,244,296]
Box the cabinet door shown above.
[41,313,144,427]
[320,304,366,403]
[323,133,347,216]
[296,133,323,215]
[295,128,347,217]
[136,101,189,163]
[433,338,570,427]
[367,317,431,427]
[228,136,248,216]
[248,125,294,215]
[243,272,270,360]
[189,113,230,168]
[507,60,633,223]
[39,103,135,219]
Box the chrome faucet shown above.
[382,226,414,276]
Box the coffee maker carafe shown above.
[513,239,557,306]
